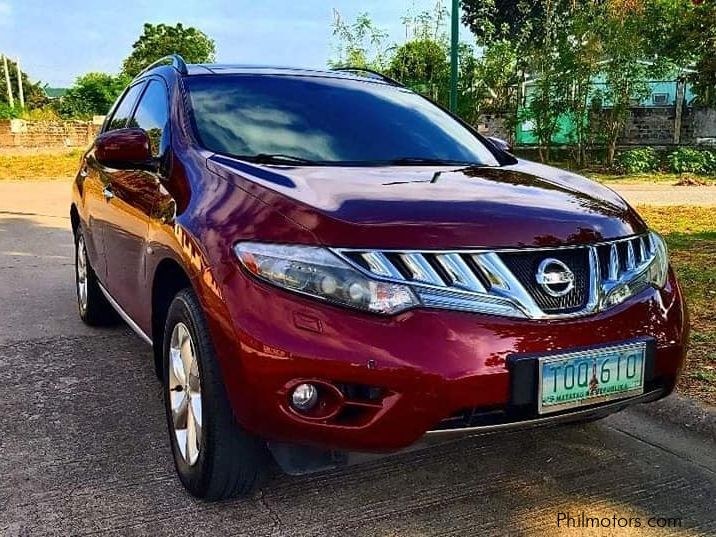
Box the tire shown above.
[163,288,269,500]
[74,229,117,326]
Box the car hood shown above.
[207,155,647,249]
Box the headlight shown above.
[646,231,669,288]
[604,231,669,307]
[234,242,419,314]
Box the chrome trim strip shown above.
[399,253,445,285]
[434,253,486,293]
[97,282,153,346]
[360,251,402,279]
[424,389,664,439]
[474,252,542,317]
[626,240,636,271]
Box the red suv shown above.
[71,55,688,500]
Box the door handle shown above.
[102,185,114,201]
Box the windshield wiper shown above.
[246,153,318,165]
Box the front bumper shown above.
[208,263,688,453]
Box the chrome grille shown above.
[335,233,659,320]
[498,248,590,313]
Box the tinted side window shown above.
[129,81,169,158]
[106,83,144,132]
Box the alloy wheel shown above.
[76,235,88,314]
[168,322,203,466]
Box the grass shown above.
[637,206,716,405]
[0,150,83,180]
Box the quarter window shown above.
[130,80,169,158]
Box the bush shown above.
[615,147,660,174]
[0,102,20,120]
[665,148,716,175]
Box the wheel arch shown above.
[70,204,80,236]
[151,256,193,377]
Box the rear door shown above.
[101,79,170,326]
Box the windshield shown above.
[185,74,500,166]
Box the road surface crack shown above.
[256,488,285,536]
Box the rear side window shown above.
[129,80,169,157]
[106,83,145,132]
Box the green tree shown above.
[388,39,449,101]
[462,0,574,160]
[0,56,49,112]
[594,0,669,165]
[121,23,216,77]
[57,72,131,119]
[667,0,716,106]
[329,11,390,69]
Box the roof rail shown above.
[331,67,403,87]
[134,54,189,79]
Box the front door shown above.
[101,79,170,328]
[83,82,146,283]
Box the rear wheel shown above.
[163,288,269,500]
[74,229,116,326]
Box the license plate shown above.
[538,341,646,414]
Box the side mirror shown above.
[95,128,157,171]
[487,136,512,153]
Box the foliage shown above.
[663,0,716,106]
[665,148,716,175]
[0,102,20,119]
[56,72,131,119]
[615,147,660,174]
[21,106,61,121]
[388,39,448,101]
[0,56,49,110]
[121,23,216,77]
[329,11,390,70]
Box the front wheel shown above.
[163,288,269,500]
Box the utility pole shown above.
[2,54,14,108]
[16,57,24,109]
[449,0,459,113]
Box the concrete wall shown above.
[476,113,513,142]
[613,106,695,146]
[0,120,101,148]
[477,106,716,147]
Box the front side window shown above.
[185,75,499,166]
[106,83,145,132]
[130,80,169,157]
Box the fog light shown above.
[291,383,318,412]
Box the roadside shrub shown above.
[21,106,61,121]
[665,148,716,175]
[615,147,660,174]
[0,102,20,120]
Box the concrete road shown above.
[607,184,716,207]
[1,181,715,537]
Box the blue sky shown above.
[0,0,472,87]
